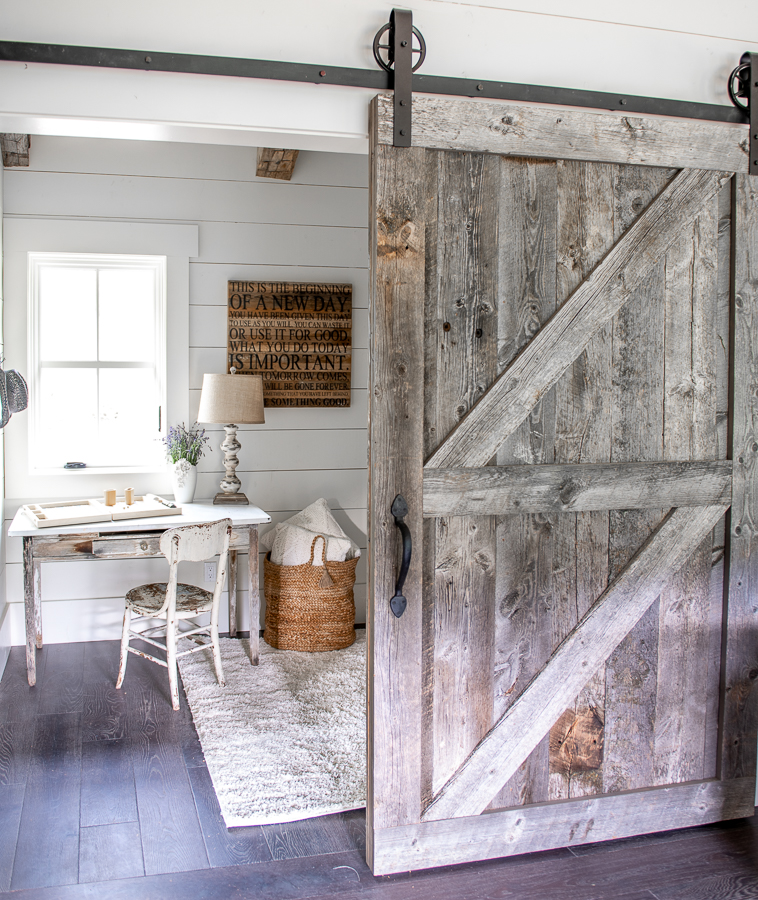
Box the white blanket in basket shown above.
[261,498,361,566]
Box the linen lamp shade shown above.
[197,373,265,425]
[197,372,265,505]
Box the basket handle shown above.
[308,535,334,588]
[308,534,327,566]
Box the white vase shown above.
[171,459,198,504]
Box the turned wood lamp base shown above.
[197,371,265,508]
[213,424,250,506]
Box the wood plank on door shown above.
[492,156,557,809]
[549,159,615,801]
[603,164,672,794]
[424,150,498,798]
[367,137,427,845]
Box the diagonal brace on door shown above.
[425,167,732,470]
[421,503,728,822]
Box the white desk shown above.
[8,501,271,686]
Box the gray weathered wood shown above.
[652,195,718,786]
[548,160,612,801]
[424,151,498,797]
[372,776,754,875]
[426,167,731,470]
[30,533,100,559]
[91,536,162,558]
[492,156,557,810]
[422,503,726,822]
[368,134,427,845]
[423,460,732,516]
[603,164,670,794]
[0,133,30,167]
[228,549,237,639]
[247,527,258,662]
[721,173,758,781]
[23,538,37,686]
[375,95,750,174]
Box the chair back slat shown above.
[159,519,232,563]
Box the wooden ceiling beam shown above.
[0,134,30,167]
[256,147,299,181]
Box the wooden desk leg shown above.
[248,525,259,665]
[228,550,238,638]
[23,537,40,686]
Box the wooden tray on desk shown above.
[22,499,110,528]
[22,496,182,528]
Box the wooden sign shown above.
[227,281,351,408]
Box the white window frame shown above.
[27,251,168,475]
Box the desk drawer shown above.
[31,526,254,560]
[92,535,162,559]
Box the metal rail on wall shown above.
[0,10,753,163]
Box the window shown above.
[28,252,167,472]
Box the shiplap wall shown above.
[0,167,8,672]
[1,136,368,646]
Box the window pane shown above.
[38,368,98,467]
[39,267,97,361]
[99,369,160,467]
[98,268,157,362]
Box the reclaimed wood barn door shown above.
[367,93,758,875]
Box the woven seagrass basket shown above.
[263,535,357,652]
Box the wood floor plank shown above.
[80,738,138,828]
[78,822,145,883]
[11,713,82,891]
[654,873,758,900]
[83,642,128,741]
[186,763,272,867]
[38,642,85,716]
[0,647,47,725]
[262,811,363,861]
[0,717,35,786]
[0,782,25,891]
[0,849,373,900]
[129,691,210,875]
[82,681,128,742]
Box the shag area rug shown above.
[177,631,366,827]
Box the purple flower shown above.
[162,422,211,466]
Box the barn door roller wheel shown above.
[390,494,412,618]
[728,52,757,176]
[373,9,427,148]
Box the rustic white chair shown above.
[116,518,232,710]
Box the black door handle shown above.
[391,494,411,618]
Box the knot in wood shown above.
[559,479,580,507]
[488,114,523,137]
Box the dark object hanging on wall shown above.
[728,52,756,175]
[0,365,28,428]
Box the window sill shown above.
[31,465,168,477]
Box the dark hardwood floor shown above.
[1,638,758,900]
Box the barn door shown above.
[367,94,758,876]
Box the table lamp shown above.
[197,370,265,505]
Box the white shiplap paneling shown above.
[3,137,369,641]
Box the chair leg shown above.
[115,606,131,689]
[211,621,225,687]
[166,616,180,711]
